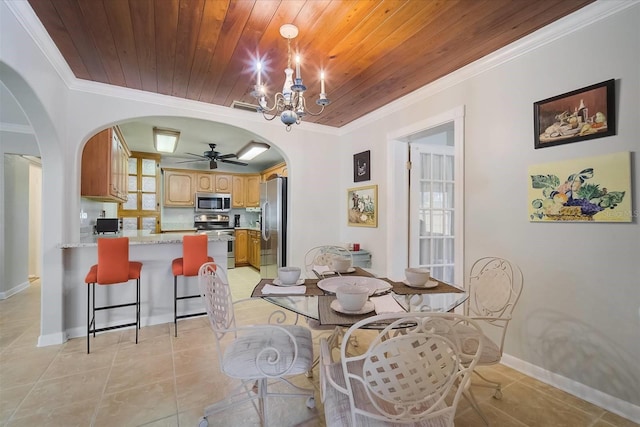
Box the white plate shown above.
[330,299,375,315]
[318,276,392,295]
[403,279,439,289]
[272,278,305,287]
[337,267,356,274]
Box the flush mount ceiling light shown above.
[236,141,270,161]
[250,24,330,131]
[153,127,180,153]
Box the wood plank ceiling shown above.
[28,0,594,128]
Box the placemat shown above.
[318,295,375,326]
[252,278,323,297]
[382,278,465,295]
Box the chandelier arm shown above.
[300,104,327,117]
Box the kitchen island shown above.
[59,231,231,339]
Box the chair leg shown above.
[87,283,91,354]
[92,283,96,337]
[473,369,503,399]
[135,278,139,344]
[174,276,178,337]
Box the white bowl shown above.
[405,268,431,286]
[330,256,352,273]
[336,284,369,311]
[278,267,301,285]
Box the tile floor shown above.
[0,268,638,427]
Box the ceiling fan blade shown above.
[221,159,248,166]
[209,159,218,169]
[217,153,237,159]
[175,159,206,163]
[185,152,208,159]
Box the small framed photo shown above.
[353,150,370,182]
[534,79,615,149]
[347,185,377,227]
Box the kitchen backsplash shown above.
[80,198,118,236]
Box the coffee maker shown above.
[234,214,240,227]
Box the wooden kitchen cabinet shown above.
[162,168,195,206]
[232,174,260,208]
[260,162,287,182]
[232,175,245,207]
[195,172,215,193]
[81,126,130,202]
[235,229,248,264]
[248,230,261,269]
[214,174,232,193]
[245,175,261,207]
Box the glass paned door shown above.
[409,144,456,283]
[119,153,161,232]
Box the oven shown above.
[194,214,235,269]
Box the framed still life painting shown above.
[348,185,377,227]
[528,151,631,222]
[534,79,616,149]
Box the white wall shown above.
[1,155,29,297]
[1,0,639,419]
[338,1,640,415]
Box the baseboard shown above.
[0,281,30,300]
[38,331,67,347]
[501,353,640,422]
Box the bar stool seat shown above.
[172,234,213,336]
[85,237,142,354]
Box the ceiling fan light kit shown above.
[237,141,270,161]
[153,127,180,153]
[177,143,248,170]
[251,24,330,131]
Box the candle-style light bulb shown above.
[295,54,301,79]
[320,71,326,94]
[256,62,262,86]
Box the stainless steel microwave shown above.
[195,192,231,213]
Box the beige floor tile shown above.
[120,322,170,345]
[6,398,97,427]
[62,330,123,354]
[114,334,173,365]
[94,379,177,427]
[519,375,608,417]
[138,414,179,426]
[486,381,595,426]
[0,384,32,424]
[175,370,228,412]
[104,352,174,395]
[173,345,219,378]
[41,348,117,380]
[12,368,108,419]
[0,346,59,388]
[455,402,528,426]
[171,324,215,352]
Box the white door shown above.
[409,139,458,283]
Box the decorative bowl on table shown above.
[277,267,301,285]
[405,268,431,287]
[336,284,369,311]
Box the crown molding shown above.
[338,0,636,136]
[0,122,33,134]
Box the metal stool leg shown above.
[174,276,178,337]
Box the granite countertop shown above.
[60,230,233,248]
[235,226,261,231]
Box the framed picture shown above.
[534,79,615,149]
[528,152,631,222]
[353,150,370,182]
[348,185,377,227]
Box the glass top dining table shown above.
[251,267,468,327]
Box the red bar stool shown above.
[85,237,142,354]
[172,234,213,336]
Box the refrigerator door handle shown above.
[262,201,270,241]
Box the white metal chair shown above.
[197,262,315,427]
[320,312,484,426]
[304,245,354,279]
[303,245,357,371]
[454,257,524,424]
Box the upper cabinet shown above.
[260,162,287,182]
[232,175,245,208]
[195,172,215,193]
[215,174,232,193]
[81,126,130,202]
[232,174,260,208]
[163,168,195,206]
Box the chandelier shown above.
[251,24,330,131]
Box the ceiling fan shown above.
[177,143,248,169]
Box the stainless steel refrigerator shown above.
[260,176,287,279]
